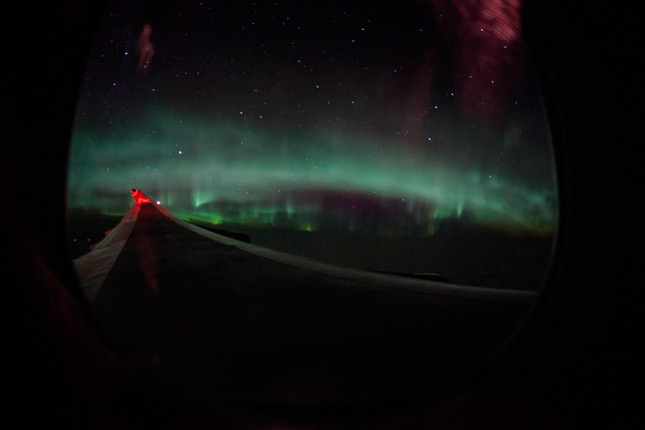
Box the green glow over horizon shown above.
[68,108,557,236]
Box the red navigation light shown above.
[130,189,152,205]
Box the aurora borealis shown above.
[68,0,557,237]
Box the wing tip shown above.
[130,188,152,204]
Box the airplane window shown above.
[66,0,557,405]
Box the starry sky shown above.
[68,0,557,236]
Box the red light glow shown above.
[130,189,152,205]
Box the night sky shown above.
[68,0,557,236]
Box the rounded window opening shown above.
[68,0,557,408]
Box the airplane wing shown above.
[73,189,535,406]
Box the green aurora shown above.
[68,108,557,235]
